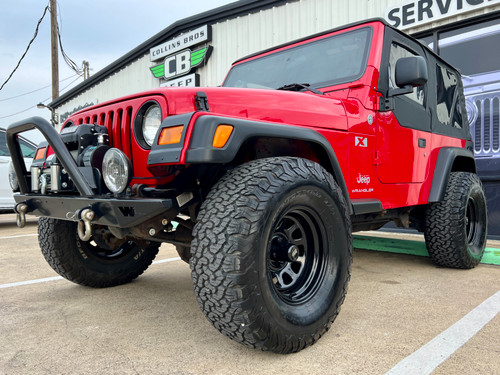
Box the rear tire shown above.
[38,218,159,287]
[424,172,487,269]
[190,157,352,353]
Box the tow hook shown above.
[77,208,95,241]
[15,203,29,228]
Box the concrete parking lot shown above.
[0,213,499,375]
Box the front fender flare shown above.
[185,115,352,214]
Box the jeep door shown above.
[376,28,432,184]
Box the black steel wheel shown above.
[268,208,328,305]
[38,218,159,287]
[425,172,487,269]
[190,157,352,353]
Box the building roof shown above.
[50,0,292,108]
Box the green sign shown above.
[150,46,212,80]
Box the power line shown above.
[60,74,82,93]
[0,75,82,120]
[0,75,78,102]
[50,2,83,76]
[57,23,83,75]
[0,5,50,92]
[0,2,86,96]
[0,104,41,120]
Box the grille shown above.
[72,106,133,157]
[467,93,500,156]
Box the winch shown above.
[29,124,110,194]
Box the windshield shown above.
[223,27,372,90]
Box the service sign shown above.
[385,0,500,29]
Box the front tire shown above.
[190,157,352,353]
[38,218,159,287]
[424,172,487,269]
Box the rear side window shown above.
[436,63,463,129]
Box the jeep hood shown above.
[161,87,348,131]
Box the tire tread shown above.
[424,172,487,269]
[190,157,352,353]
[38,218,159,287]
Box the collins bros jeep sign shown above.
[149,25,213,86]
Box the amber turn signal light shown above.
[34,147,47,160]
[212,125,234,148]
[158,126,183,145]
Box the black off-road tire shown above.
[190,157,352,353]
[424,172,487,269]
[38,218,159,287]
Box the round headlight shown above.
[142,105,162,146]
[102,148,132,194]
[8,161,19,191]
[465,100,478,126]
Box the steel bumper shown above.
[14,194,177,228]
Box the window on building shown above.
[417,17,500,156]
[438,20,500,76]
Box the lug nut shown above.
[288,245,299,261]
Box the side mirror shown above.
[389,56,428,97]
[395,56,428,87]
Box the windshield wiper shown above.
[276,83,325,95]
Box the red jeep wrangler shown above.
[7,19,487,353]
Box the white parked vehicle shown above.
[0,128,35,212]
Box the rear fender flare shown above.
[428,147,477,202]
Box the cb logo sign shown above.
[150,46,212,80]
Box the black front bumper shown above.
[7,117,180,228]
[14,194,178,228]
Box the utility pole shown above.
[50,0,59,100]
[83,61,90,80]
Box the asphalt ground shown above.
[0,213,499,375]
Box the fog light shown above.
[102,148,132,194]
[8,162,19,191]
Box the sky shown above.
[0,0,235,142]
